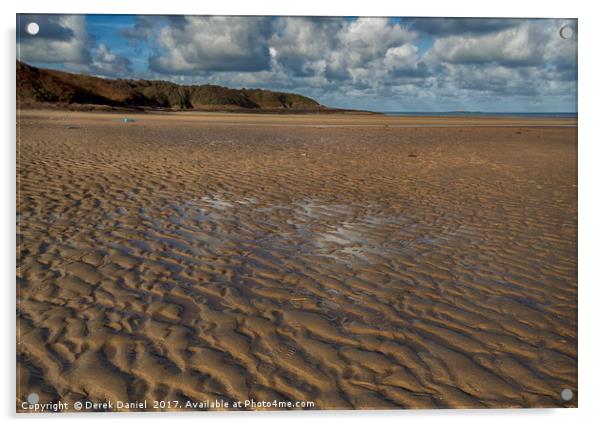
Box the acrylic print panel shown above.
[16,14,577,412]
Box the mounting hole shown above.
[26,22,39,36]
[559,26,573,40]
[560,388,573,401]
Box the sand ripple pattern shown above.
[17,112,577,410]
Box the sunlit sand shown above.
[17,110,577,410]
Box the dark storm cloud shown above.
[407,17,523,36]
[447,64,541,96]
[389,62,430,79]
[324,64,351,81]
[120,15,187,41]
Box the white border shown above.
[3,1,600,426]
[7,0,583,18]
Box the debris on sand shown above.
[408,153,418,158]
[123,118,135,123]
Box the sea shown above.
[382,112,577,118]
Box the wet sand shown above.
[17,110,577,410]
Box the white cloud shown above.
[18,15,578,112]
[267,17,420,84]
[164,16,576,112]
[89,44,132,76]
[338,17,416,67]
[269,17,344,76]
[430,19,577,67]
[149,16,273,74]
[384,44,419,70]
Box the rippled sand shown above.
[17,111,577,410]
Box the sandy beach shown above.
[17,110,577,410]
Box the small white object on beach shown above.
[123,118,135,123]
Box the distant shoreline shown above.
[382,111,578,119]
[17,106,578,122]
[16,109,577,128]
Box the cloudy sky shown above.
[17,15,577,112]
